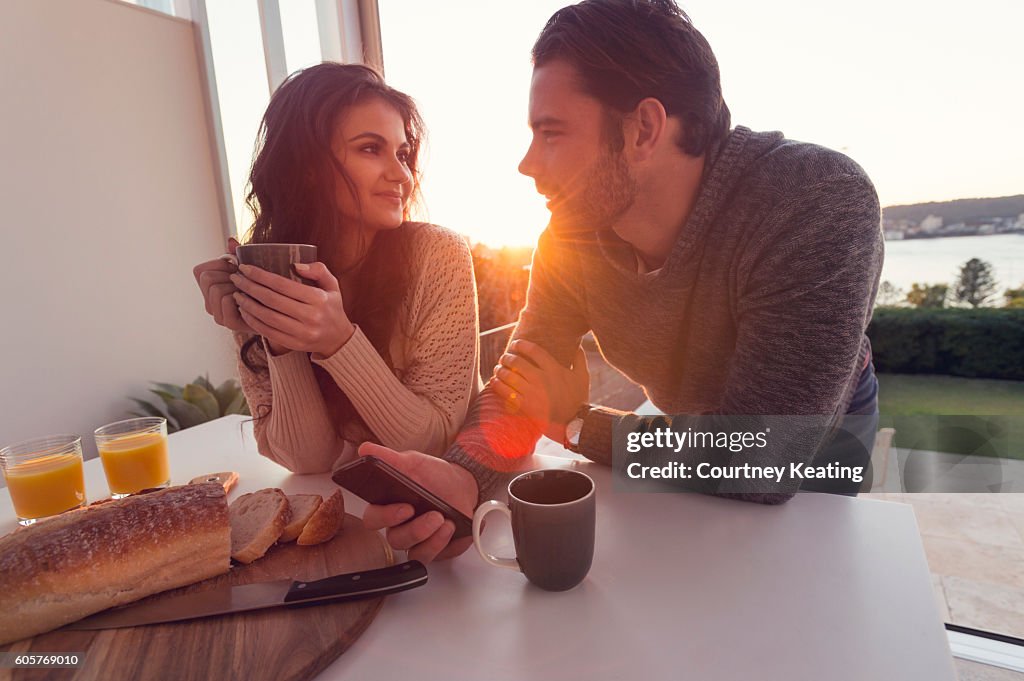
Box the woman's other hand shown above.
[230,261,356,357]
[193,238,255,334]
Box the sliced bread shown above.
[229,488,289,563]
[279,494,323,543]
[296,489,345,546]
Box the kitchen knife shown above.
[66,560,427,630]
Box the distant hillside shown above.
[883,195,1024,224]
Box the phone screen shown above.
[332,456,473,539]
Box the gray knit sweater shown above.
[444,126,884,503]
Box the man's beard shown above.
[549,149,637,232]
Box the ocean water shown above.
[880,234,1024,295]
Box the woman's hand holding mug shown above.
[231,261,356,358]
[193,237,255,334]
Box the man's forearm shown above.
[441,383,545,503]
[444,228,591,503]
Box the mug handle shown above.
[472,500,519,571]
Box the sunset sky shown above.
[379,0,1024,247]
[214,1,1024,248]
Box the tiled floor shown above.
[861,491,1024,641]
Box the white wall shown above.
[0,0,237,463]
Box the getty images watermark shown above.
[611,415,1021,494]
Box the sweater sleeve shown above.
[233,333,343,474]
[312,226,480,456]
[725,173,882,417]
[443,228,592,502]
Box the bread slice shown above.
[229,488,289,563]
[0,483,230,646]
[296,490,345,546]
[279,494,323,543]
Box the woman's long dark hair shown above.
[239,62,425,440]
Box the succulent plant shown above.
[130,376,250,433]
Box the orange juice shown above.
[97,431,169,495]
[4,453,86,521]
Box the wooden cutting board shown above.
[0,514,393,681]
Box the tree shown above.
[471,243,531,331]
[953,258,998,308]
[906,283,948,308]
[876,281,904,307]
[1005,285,1024,309]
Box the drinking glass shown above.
[1,434,87,525]
[94,417,170,498]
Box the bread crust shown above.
[229,488,288,563]
[0,483,231,645]
[296,490,345,546]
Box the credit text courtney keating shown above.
[623,427,865,485]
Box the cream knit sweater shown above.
[235,223,481,474]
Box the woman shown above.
[193,63,480,474]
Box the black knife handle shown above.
[284,560,428,604]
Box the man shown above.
[359,0,883,562]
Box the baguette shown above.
[0,482,231,645]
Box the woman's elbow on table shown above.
[256,447,334,475]
[256,430,337,475]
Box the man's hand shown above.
[491,340,589,443]
[358,443,478,563]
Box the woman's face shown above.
[332,97,414,234]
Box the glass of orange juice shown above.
[1,435,87,525]
[94,417,170,498]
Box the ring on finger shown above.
[506,390,522,414]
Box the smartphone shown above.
[332,456,473,539]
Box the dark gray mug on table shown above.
[233,243,317,282]
[473,468,595,591]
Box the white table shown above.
[0,416,956,680]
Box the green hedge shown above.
[867,308,1024,380]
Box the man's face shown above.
[518,60,636,230]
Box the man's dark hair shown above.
[532,0,731,156]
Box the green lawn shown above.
[877,373,1024,459]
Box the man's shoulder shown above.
[536,225,572,256]
[725,130,881,250]
[534,225,604,272]
[767,137,870,184]
[738,129,874,195]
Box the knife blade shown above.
[66,560,427,630]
